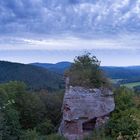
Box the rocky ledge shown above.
[59,86,115,140]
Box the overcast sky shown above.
[0,0,140,66]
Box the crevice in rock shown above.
[82,118,97,132]
[64,104,71,111]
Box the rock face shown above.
[59,83,115,140]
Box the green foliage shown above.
[106,87,139,139]
[67,53,109,88]
[0,104,21,140]
[46,134,67,140]
[15,92,46,129]
[38,90,64,130]
[114,87,135,111]
[0,81,26,101]
[0,81,22,140]
[20,131,66,140]
[20,129,40,140]
[107,111,139,139]
[84,128,114,140]
[0,81,46,129]
[0,88,9,109]
[0,81,64,139]
[134,86,140,93]
[2,108,21,140]
[36,119,55,135]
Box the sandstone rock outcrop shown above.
[59,80,115,140]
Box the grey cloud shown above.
[0,0,140,36]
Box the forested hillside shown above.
[0,61,64,91]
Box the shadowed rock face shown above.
[59,86,115,140]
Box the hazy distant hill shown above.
[0,61,64,91]
[31,62,71,74]
[31,62,140,83]
[102,66,140,80]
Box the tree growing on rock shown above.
[66,53,110,88]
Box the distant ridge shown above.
[31,62,140,81]
[0,61,64,91]
[31,61,72,74]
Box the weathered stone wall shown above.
[59,86,115,140]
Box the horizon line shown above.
[0,60,140,67]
